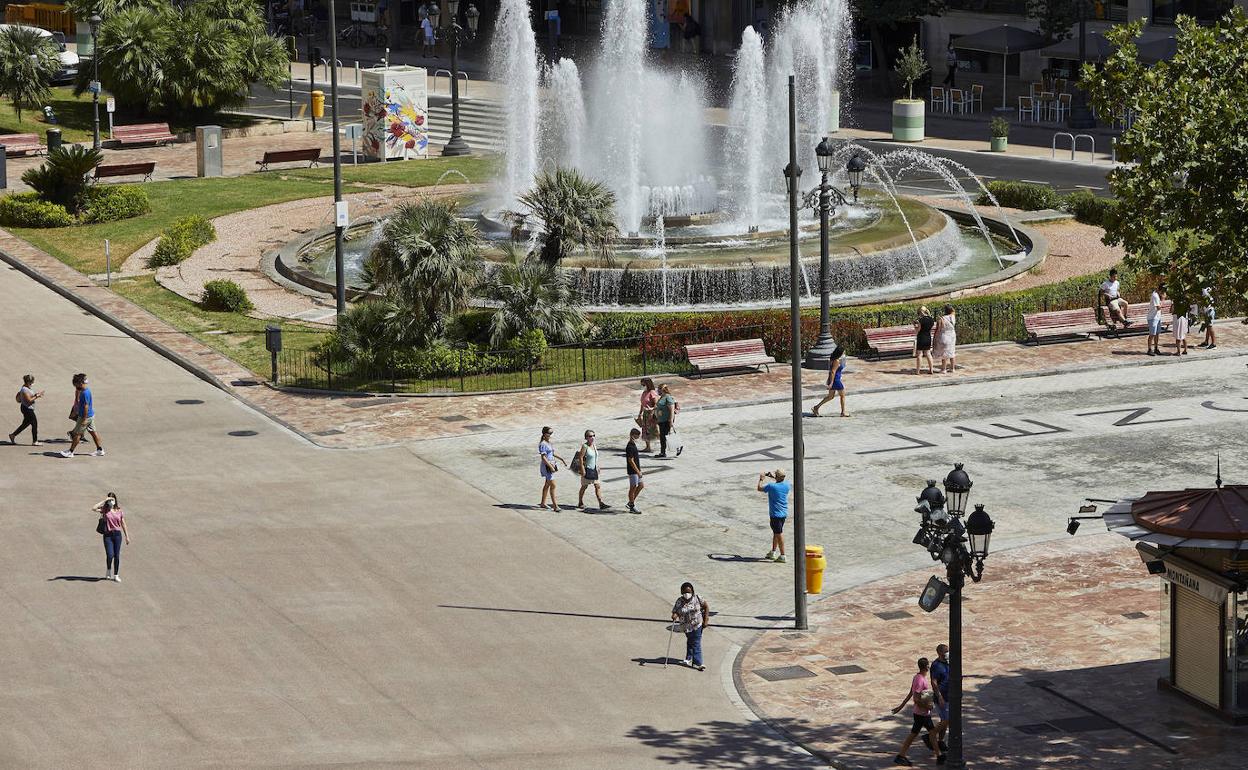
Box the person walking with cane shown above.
[671,581,709,670]
[93,492,130,582]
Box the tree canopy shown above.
[1082,11,1248,306]
[0,26,60,121]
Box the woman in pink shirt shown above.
[93,492,131,582]
[890,656,944,765]
[637,378,659,453]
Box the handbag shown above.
[96,516,107,535]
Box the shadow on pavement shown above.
[627,718,832,768]
[437,604,776,630]
[48,576,106,582]
[707,554,770,563]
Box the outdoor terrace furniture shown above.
[112,122,177,146]
[1037,91,1056,121]
[969,84,983,112]
[256,147,322,171]
[93,161,156,182]
[1018,96,1037,122]
[1,133,44,156]
[949,88,969,114]
[930,86,947,113]
[684,339,776,376]
[1023,300,1172,344]
[862,325,916,359]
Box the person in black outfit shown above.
[9,374,43,445]
[942,45,958,88]
[914,306,935,375]
[625,427,644,513]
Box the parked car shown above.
[0,24,79,84]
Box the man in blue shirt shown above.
[62,372,104,458]
[756,469,791,563]
[930,643,951,756]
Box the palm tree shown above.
[77,5,167,111]
[483,244,586,347]
[0,27,60,122]
[364,200,483,341]
[516,168,618,265]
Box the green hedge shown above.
[200,279,253,312]
[976,180,1063,211]
[80,185,152,224]
[1063,189,1118,227]
[147,214,218,268]
[0,193,74,228]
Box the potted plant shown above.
[892,37,930,143]
[990,116,1010,152]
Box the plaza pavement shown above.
[0,261,819,768]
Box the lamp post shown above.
[803,141,865,370]
[782,74,807,630]
[89,14,101,150]
[441,0,479,157]
[911,463,995,769]
[324,0,346,315]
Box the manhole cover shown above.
[175,399,204,405]
[228,430,259,437]
[1121,611,1147,619]
[753,665,817,682]
[314,429,345,436]
[230,380,261,387]
[827,664,867,675]
[439,415,470,422]
[875,610,913,621]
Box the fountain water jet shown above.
[729,27,767,229]
[490,0,538,208]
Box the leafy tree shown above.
[21,145,103,212]
[516,168,618,266]
[0,26,60,121]
[483,244,586,347]
[851,0,944,94]
[324,299,411,369]
[1026,0,1080,44]
[1083,11,1248,306]
[364,200,483,342]
[893,37,929,100]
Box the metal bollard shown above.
[354,60,360,84]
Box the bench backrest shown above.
[2,133,40,146]
[115,123,172,135]
[863,324,914,342]
[685,339,768,359]
[1025,300,1173,328]
[262,148,321,161]
[96,162,156,176]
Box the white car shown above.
[0,24,79,84]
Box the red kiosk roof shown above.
[1132,486,1248,540]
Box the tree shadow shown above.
[627,717,832,768]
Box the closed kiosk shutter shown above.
[1173,586,1221,707]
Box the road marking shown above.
[297,103,307,119]
[1020,179,1050,185]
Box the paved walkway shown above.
[737,533,1248,769]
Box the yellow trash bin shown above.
[805,545,826,594]
[311,90,325,119]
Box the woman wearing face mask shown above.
[574,429,610,510]
[671,581,709,670]
[93,492,130,582]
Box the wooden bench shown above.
[863,324,917,359]
[1,133,43,156]
[256,148,322,171]
[112,123,177,146]
[684,339,776,376]
[93,161,156,182]
[1024,300,1172,344]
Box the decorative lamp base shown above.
[442,136,472,157]
[803,333,839,370]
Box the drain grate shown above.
[826,664,867,675]
[765,647,791,654]
[439,415,470,422]
[463,423,493,431]
[1049,715,1117,733]
[875,610,913,621]
[1013,723,1060,735]
[227,430,258,437]
[1121,611,1148,619]
[175,399,204,405]
[314,429,345,436]
[753,665,817,682]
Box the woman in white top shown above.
[9,374,43,446]
[575,429,609,510]
[933,304,958,373]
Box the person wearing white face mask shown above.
[671,581,709,670]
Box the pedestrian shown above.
[626,427,645,513]
[654,383,681,459]
[1146,282,1166,356]
[574,429,610,510]
[538,426,566,512]
[421,14,435,56]
[942,44,957,88]
[1100,268,1132,326]
[93,492,130,582]
[811,346,848,417]
[61,373,103,458]
[757,468,791,563]
[1173,299,1190,356]
[933,303,957,373]
[914,306,935,375]
[9,374,43,446]
[930,644,951,756]
[891,656,944,766]
[670,581,709,670]
[637,377,659,453]
[1198,286,1217,349]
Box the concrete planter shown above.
[990,136,1008,152]
[892,99,924,142]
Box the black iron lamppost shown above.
[89,13,102,150]
[782,74,807,630]
[441,0,479,157]
[327,0,346,316]
[912,463,995,769]
[803,141,866,370]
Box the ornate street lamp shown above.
[846,153,866,203]
[441,0,478,157]
[943,462,973,517]
[327,0,346,315]
[89,13,102,150]
[803,138,857,370]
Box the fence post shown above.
[528,355,534,389]
[988,305,994,341]
[581,343,588,382]
[391,365,397,393]
[326,351,332,390]
[459,348,465,392]
[1043,297,1049,313]
[642,342,648,376]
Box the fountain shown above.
[490,0,539,208]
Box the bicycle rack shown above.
[1073,133,1095,164]
[1052,132,1074,160]
[432,70,471,96]
[319,58,342,81]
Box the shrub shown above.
[990,116,1010,138]
[20,144,102,212]
[1063,189,1118,227]
[80,185,152,223]
[976,180,1062,211]
[168,214,216,248]
[504,328,548,361]
[146,214,217,268]
[0,193,73,228]
[200,279,253,312]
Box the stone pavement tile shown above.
[736,533,1248,769]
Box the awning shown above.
[1039,32,1113,61]
[951,24,1047,56]
[1103,485,1248,551]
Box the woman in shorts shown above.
[638,377,659,452]
[891,656,944,766]
[538,426,566,512]
[811,347,848,417]
[575,429,609,510]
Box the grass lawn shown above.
[282,154,497,188]
[0,87,258,146]
[111,274,327,377]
